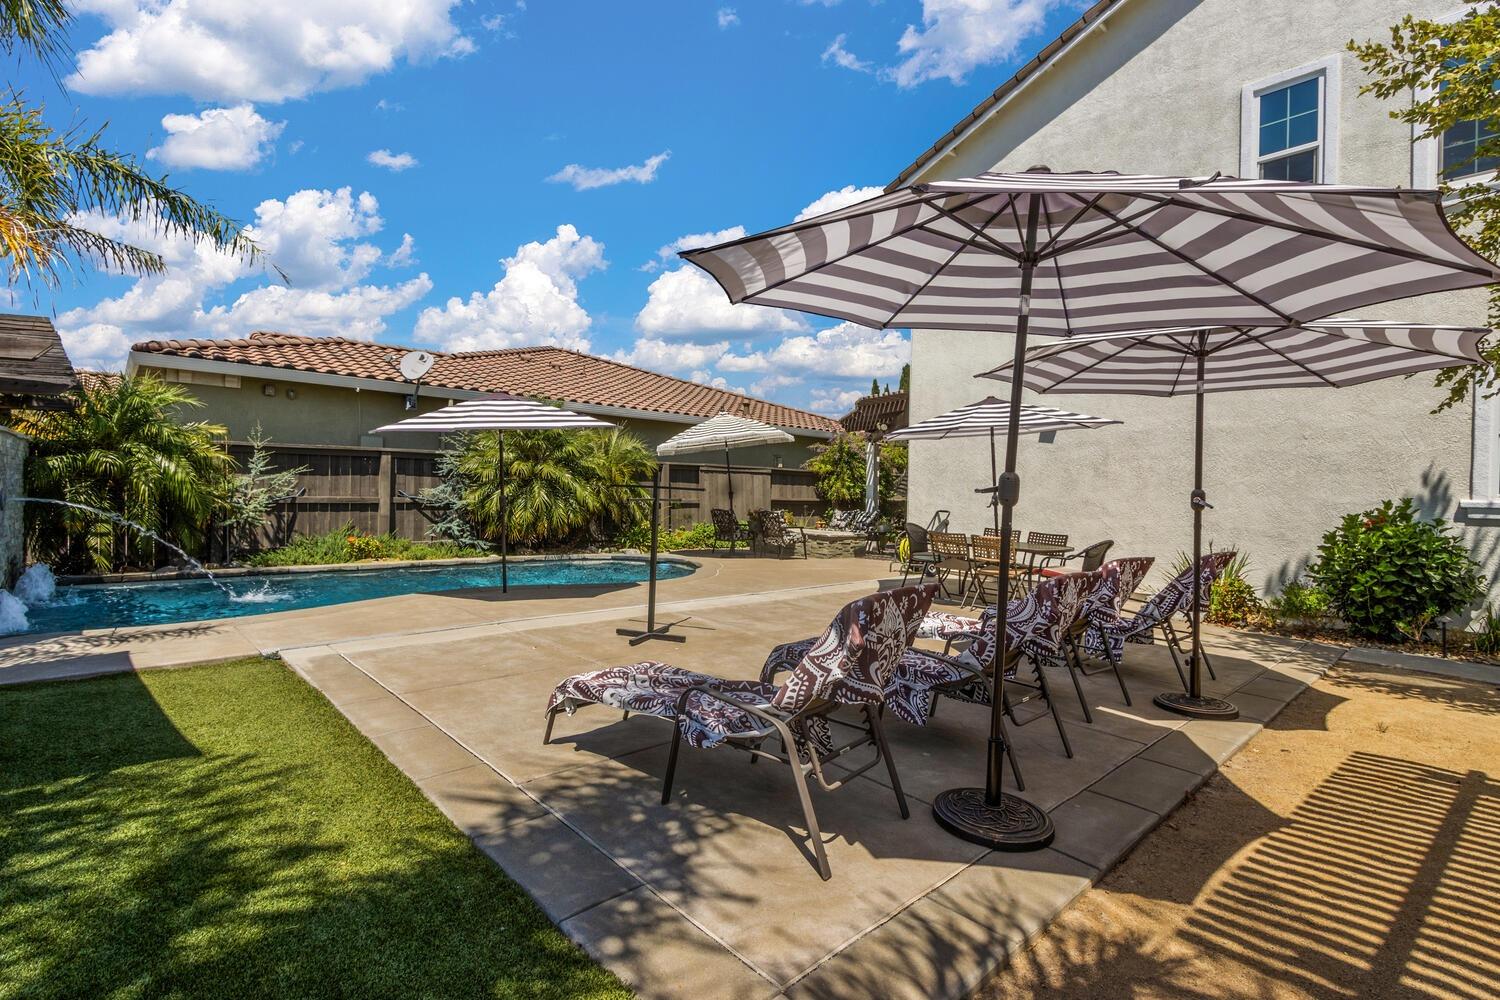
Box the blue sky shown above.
[20,0,1084,415]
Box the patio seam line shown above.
[324,649,788,993]
[280,577,886,658]
[554,880,649,924]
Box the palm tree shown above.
[454,428,656,548]
[0,4,263,287]
[11,374,232,572]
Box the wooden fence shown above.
[228,442,822,548]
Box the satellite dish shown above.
[398,351,435,381]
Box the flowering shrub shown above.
[345,533,386,561]
[1310,499,1483,641]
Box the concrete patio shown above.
[253,561,1343,1000]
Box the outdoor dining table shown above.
[1010,541,1070,593]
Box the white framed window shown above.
[1240,56,1342,183]
[1464,391,1500,513]
[1412,9,1500,187]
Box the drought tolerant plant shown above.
[1309,499,1484,642]
[11,374,231,573]
[1170,548,1264,627]
[246,525,488,567]
[1266,578,1333,624]
[221,424,308,560]
[438,426,656,549]
[615,520,718,552]
[1471,604,1500,657]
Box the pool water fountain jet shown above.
[0,491,241,600]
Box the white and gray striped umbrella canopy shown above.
[681,172,1500,337]
[371,394,615,434]
[980,321,1491,395]
[655,411,794,457]
[885,398,1120,440]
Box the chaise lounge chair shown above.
[543,584,938,879]
[1082,551,1237,691]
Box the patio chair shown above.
[1026,531,1070,573]
[544,584,938,880]
[847,508,884,554]
[898,522,942,586]
[825,509,857,531]
[1069,556,1155,706]
[964,533,1031,605]
[709,508,752,553]
[750,508,808,559]
[1082,551,1237,691]
[926,531,972,599]
[1039,539,1114,577]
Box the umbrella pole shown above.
[725,446,736,554]
[932,199,1053,851]
[988,427,1000,536]
[616,466,687,645]
[499,431,509,594]
[1155,335,1238,719]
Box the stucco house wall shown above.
[903,0,1499,601]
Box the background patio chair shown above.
[1039,539,1114,577]
[1025,531,1071,573]
[1082,551,1237,691]
[926,531,972,599]
[544,584,938,879]
[709,508,752,553]
[898,522,942,586]
[750,508,808,559]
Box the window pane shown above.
[1287,110,1319,148]
[1260,87,1289,124]
[1442,118,1500,178]
[1288,78,1319,116]
[1260,149,1317,182]
[1260,120,1288,155]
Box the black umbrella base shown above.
[932,787,1054,851]
[1154,692,1240,720]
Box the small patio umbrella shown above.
[984,319,1490,718]
[655,411,794,533]
[885,398,1120,534]
[862,437,880,522]
[682,169,1500,851]
[373,395,613,593]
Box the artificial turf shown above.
[0,658,631,999]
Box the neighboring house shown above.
[127,332,837,468]
[894,0,1499,598]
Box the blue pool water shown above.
[22,559,694,635]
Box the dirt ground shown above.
[974,661,1500,1000]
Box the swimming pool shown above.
[18,558,695,635]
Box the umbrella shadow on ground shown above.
[1176,749,1500,1000]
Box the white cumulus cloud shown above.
[66,0,475,103]
[795,184,884,221]
[887,0,1063,88]
[614,337,730,373]
[690,370,745,394]
[547,151,670,191]
[147,104,285,170]
[809,387,865,415]
[640,225,746,272]
[56,187,430,370]
[717,7,740,29]
[368,149,419,171]
[635,265,810,338]
[414,224,606,352]
[822,34,872,73]
[719,322,910,378]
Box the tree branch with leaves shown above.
[1351,1,1500,411]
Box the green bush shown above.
[1471,604,1500,658]
[1172,549,1264,627]
[1309,498,1483,642]
[1266,579,1332,622]
[615,520,718,552]
[247,525,490,567]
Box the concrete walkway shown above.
[269,573,1341,1000]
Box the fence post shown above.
[378,450,394,535]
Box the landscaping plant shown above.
[1266,578,1333,624]
[1170,548,1265,627]
[615,520,718,552]
[246,526,487,567]
[1309,498,1484,642]
[221,424,308,560]
[11,374,231,573]
[804,432,907,513]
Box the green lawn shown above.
[0,659,630,1000]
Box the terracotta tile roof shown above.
[840,391,909,434]
[131,332,840,434]
[76,370,123,393]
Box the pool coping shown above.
[57,551,700,587]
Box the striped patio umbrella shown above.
[656,412,794,529]
[681,169,1500,851]
[983,319,1490,715]
[886,398,1120,534]
[373,395,614,593]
